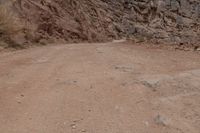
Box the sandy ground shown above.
[0,42,200,133]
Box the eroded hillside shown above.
[1,0,200,48]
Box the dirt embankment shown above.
[1,0,200,48]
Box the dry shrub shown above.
[0,4,21,36]
[0,3,23,48]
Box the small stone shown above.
[154,114,168,126]
[70,124,76,129]
[72,125,76,129]
[81,129,86,132]
[196,47,200,51]
[142,80,159,88]
[144,121,149,127]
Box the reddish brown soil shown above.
[0,41,200,133]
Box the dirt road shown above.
[0,42,200,133]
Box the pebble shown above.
[81,129,86,132]
[196,47,200,51]
[70,124,76,129]
[154,114,169,126]
[72,125,76,129]
[144,121,149,127]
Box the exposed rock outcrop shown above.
[7,0,200,46]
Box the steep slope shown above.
[1,0,200,47]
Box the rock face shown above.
[12,0,200,45]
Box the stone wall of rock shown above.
[12,0,200,46]
[120,0,200,45]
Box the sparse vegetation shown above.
[0,3,23,48]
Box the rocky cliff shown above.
[5,0,200,46]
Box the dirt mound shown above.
[1,0,200,48]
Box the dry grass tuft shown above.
[0,3,23,48]
[0,4,21,36]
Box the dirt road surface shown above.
[0,42,200,133]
